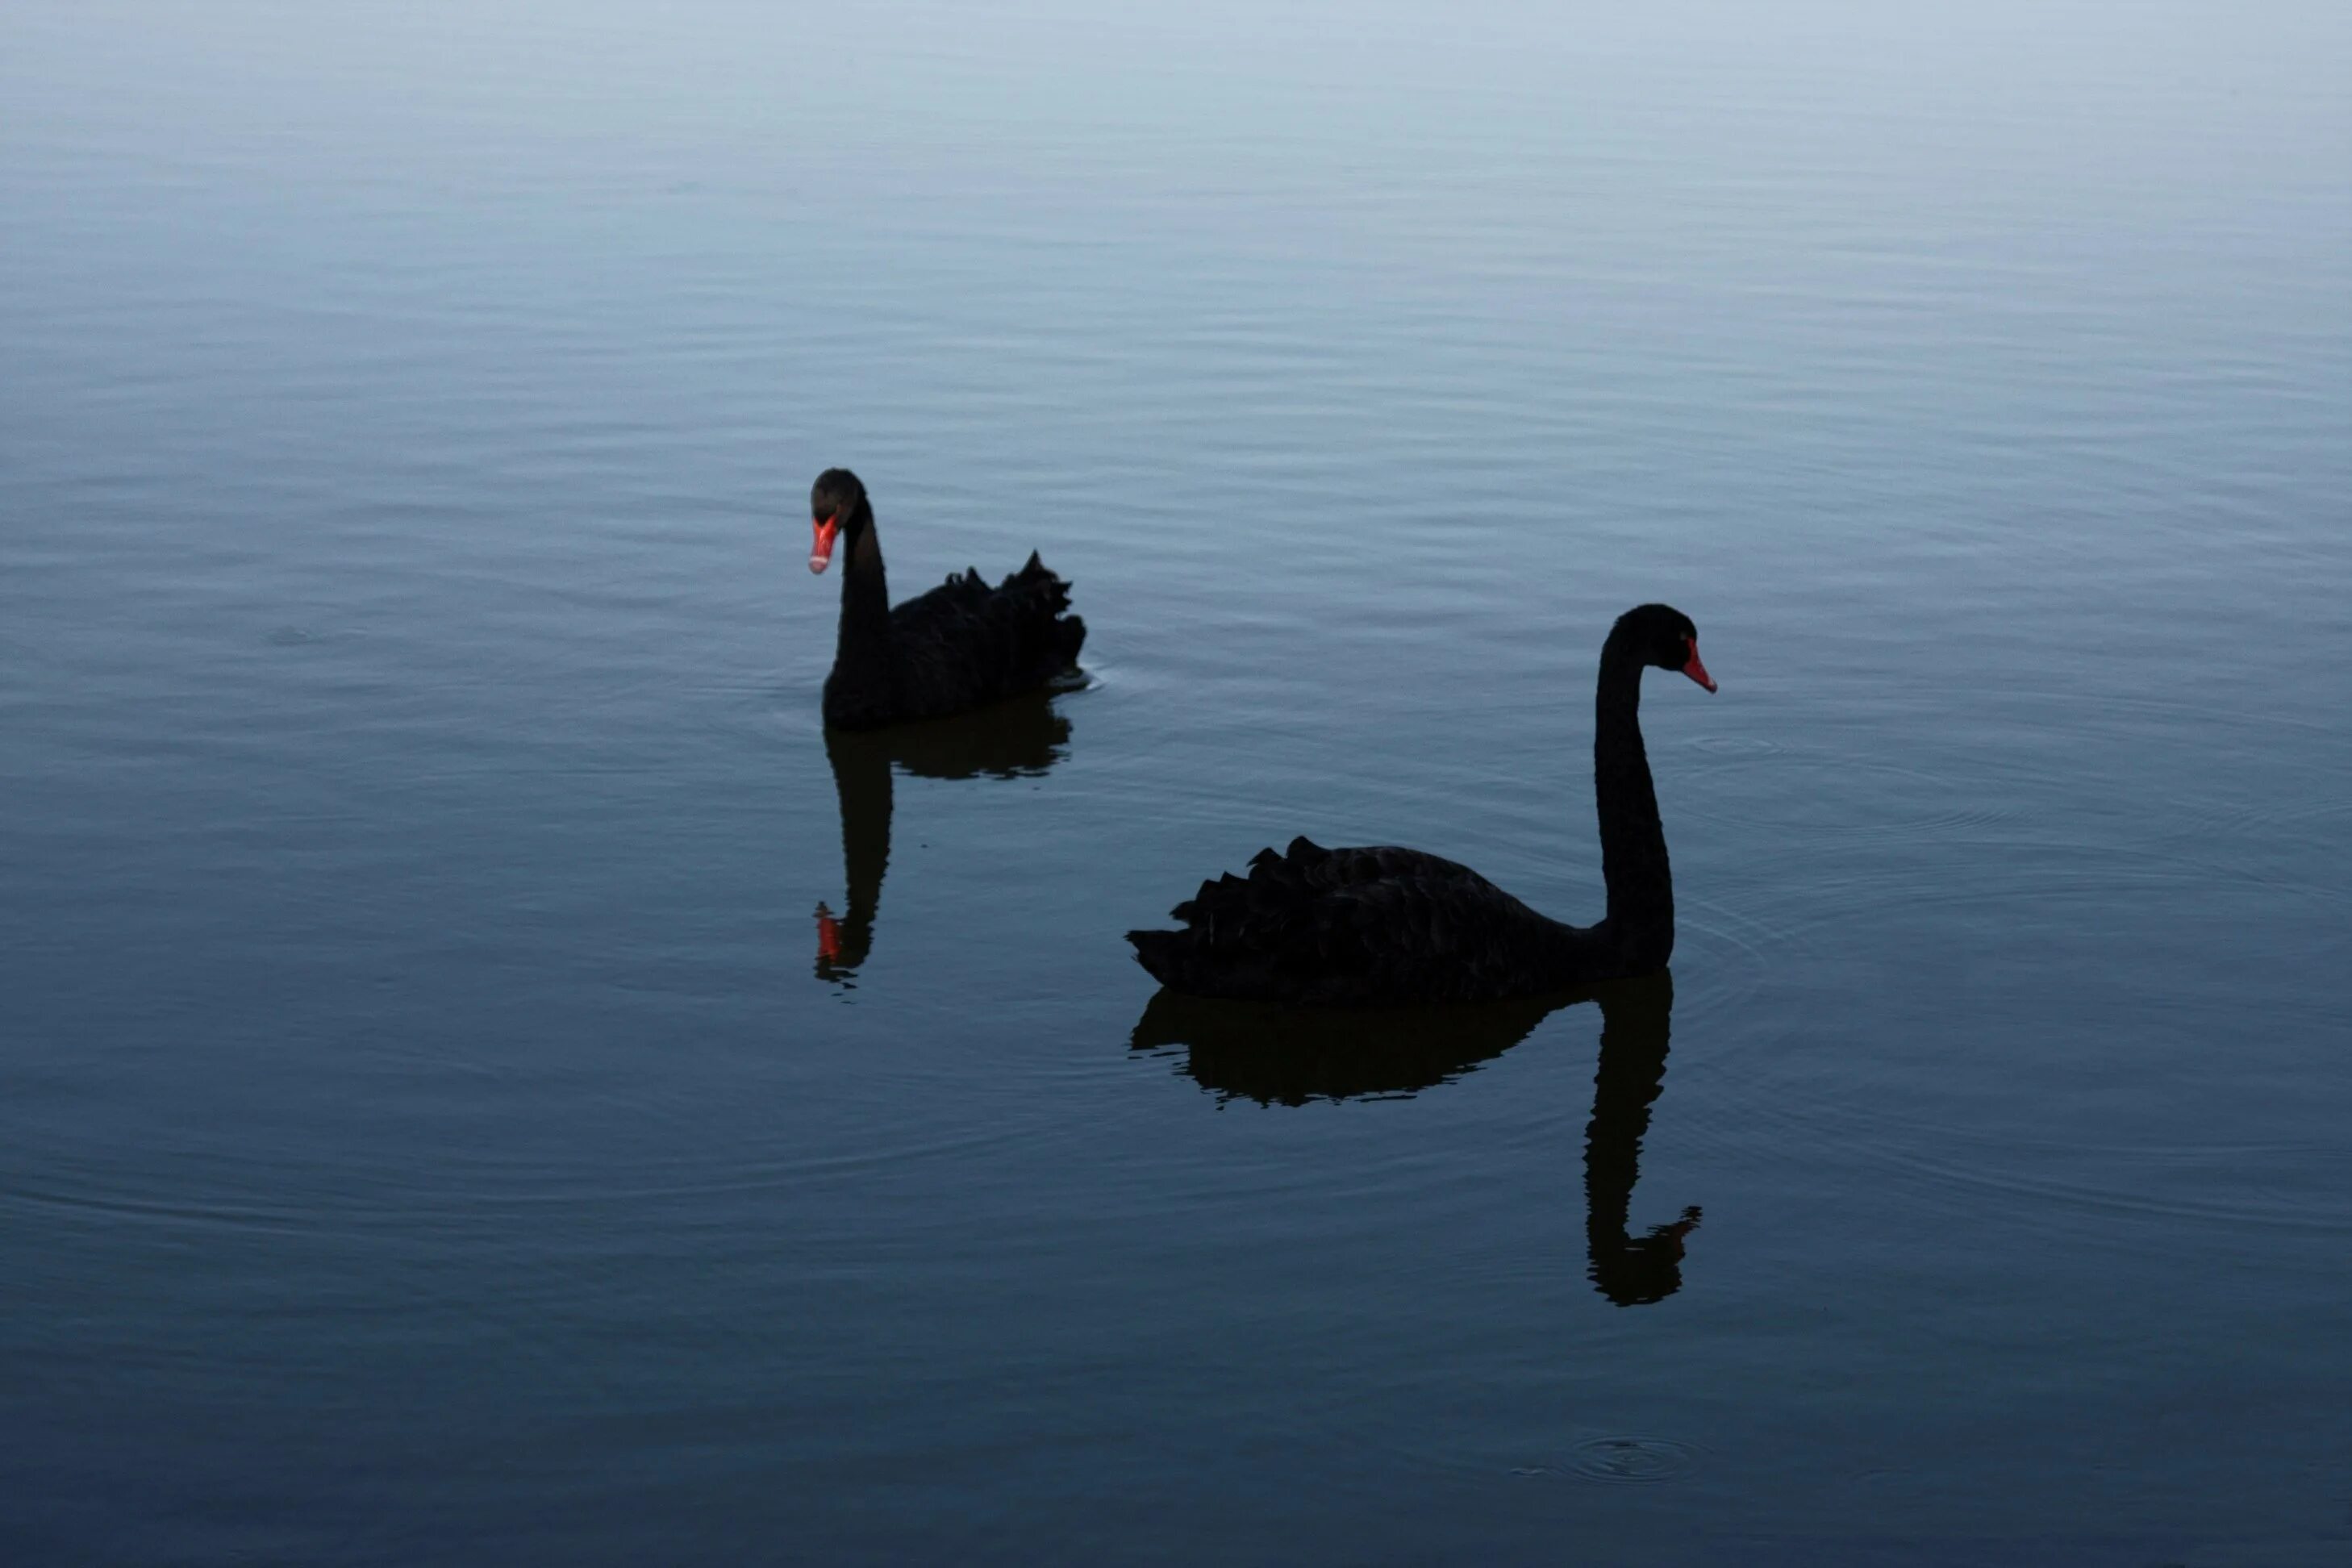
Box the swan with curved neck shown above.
[807,468,1086,731]
[1126,603,1716,1005]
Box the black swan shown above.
[807,468,1086,731]
[815,691,1071,983]
[1127,603,1716,1004]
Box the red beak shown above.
[815,903,842,961]
[1681,637,1717,693]
[809,515,841,574]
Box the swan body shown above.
[808,468,1086,731]
[1127,603,1715,1005]
[1128,838,1615,1005]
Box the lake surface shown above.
[5,2,2349,1562]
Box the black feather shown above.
[1124,603,1712,1004]
[811,469,1086,731]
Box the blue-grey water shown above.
[5,2,2350,1563]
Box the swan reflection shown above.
[815,689,1072,985]
[1580,974,1701,1306]
[1129,971,1699,1304]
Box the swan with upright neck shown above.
[807,468,1086,731]
[1126,603,1716,1005]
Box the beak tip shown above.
[808,516,841,574]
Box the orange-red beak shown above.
[809,515,841,574]
[1681,636,1716,693]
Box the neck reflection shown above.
[1128,971,1699,1303]
[1583,973,1700,1306]
[815,690,1073,986]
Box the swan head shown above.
[808,468,869,574]
[1617,603,1717,693]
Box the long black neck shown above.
[1593,624,1673,967]
[831,503,894,699]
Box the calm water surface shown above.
[5,2,2350,1563]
